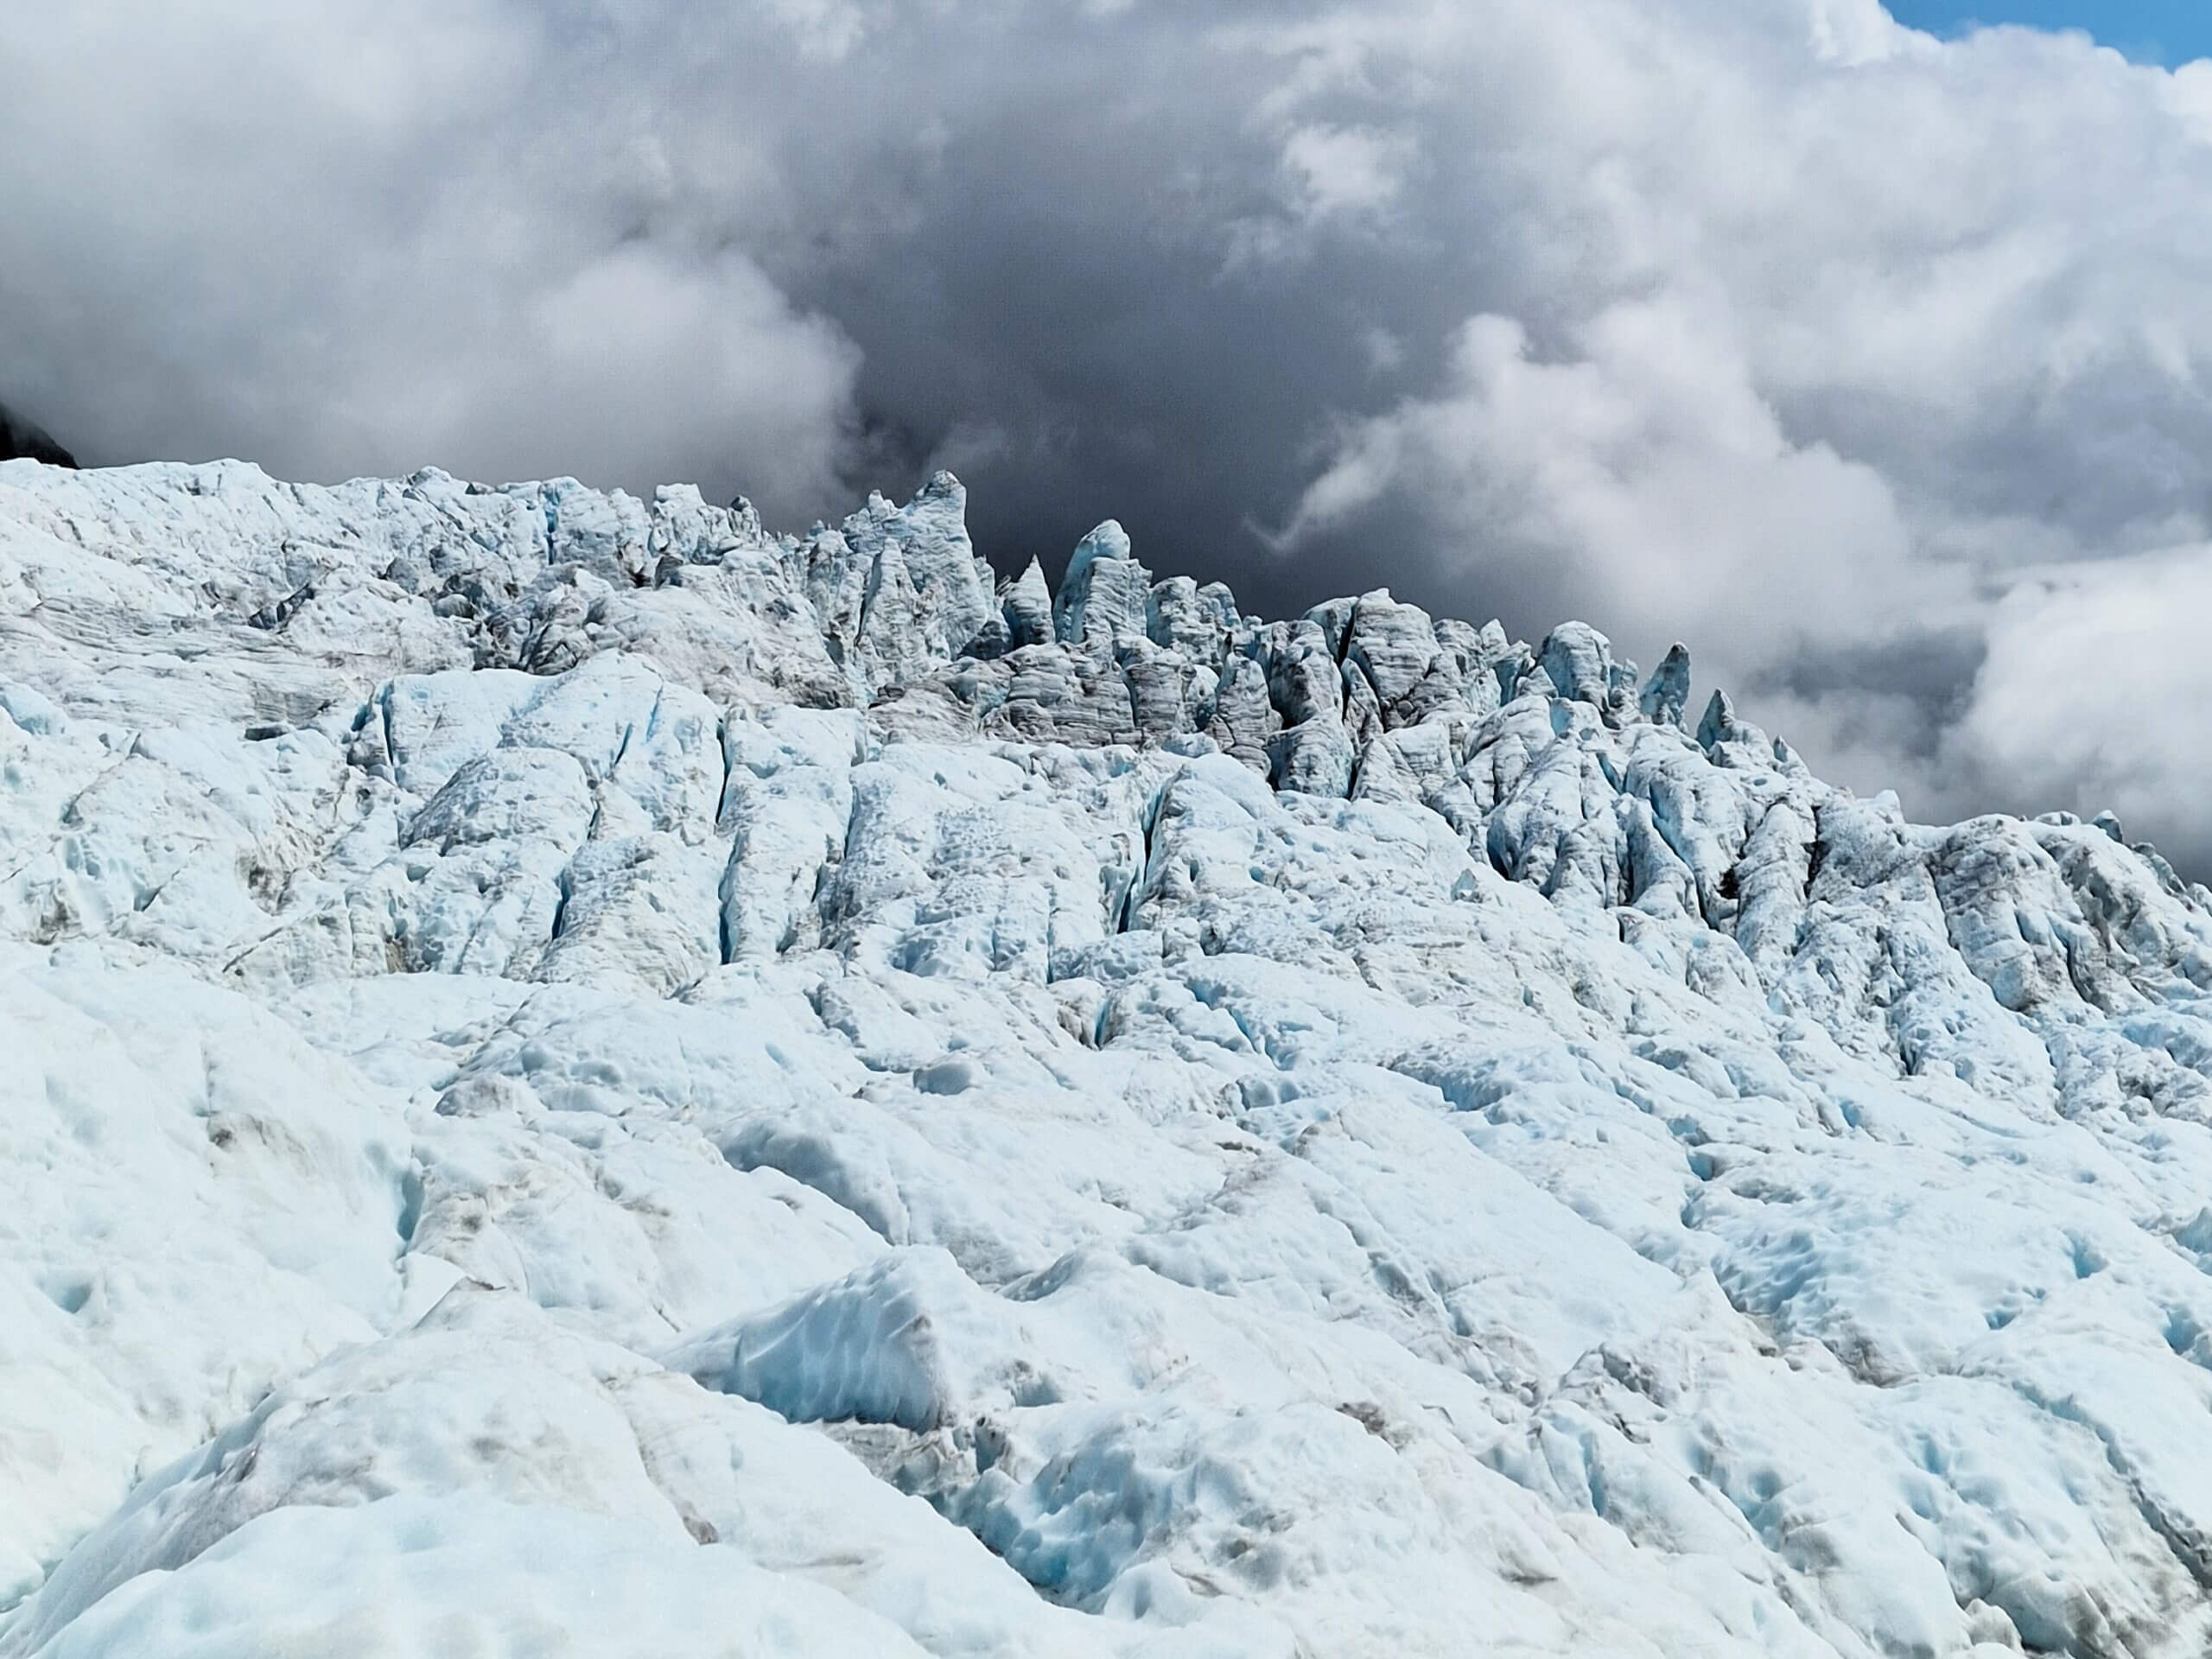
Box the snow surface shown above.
[4,455,2212,1656]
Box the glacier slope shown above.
[3,458,2212,1655]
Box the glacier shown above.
[3,456,2212,1656]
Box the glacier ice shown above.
[5,454,2212,1656]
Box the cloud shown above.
[0,1,862,520]
[10,0,2212,860]
[1941,543,2212,868]
[1274,299,1927,650]
[1244,0,2212,861]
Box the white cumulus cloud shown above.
[10,0,2212,860]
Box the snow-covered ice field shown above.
[4,457,2212,1656]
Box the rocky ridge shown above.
[4,459,2212,1656]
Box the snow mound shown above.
[6,454,2212,1656]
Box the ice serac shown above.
[1640,640,1693,726]
[1535,619,1615,710]
[8,455,2212,1659]
[998,557,1054,650]
[842,471,995,668]
[1144,574,1222,660]
[1342,588,1436,711]
[1204,652,1277,773]
[1052,519,1150,650]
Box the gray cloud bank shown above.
[10,1,2212,863]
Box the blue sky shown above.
[1885,1,2212,63]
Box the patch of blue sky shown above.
[1885,1,2212,66]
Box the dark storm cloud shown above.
[10,0,2212,861]
[1757,627,1989,763]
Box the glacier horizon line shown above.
[3,448,2177,898]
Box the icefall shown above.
[3,457,2211,1657]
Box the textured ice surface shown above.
[7,457,2212,1656]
